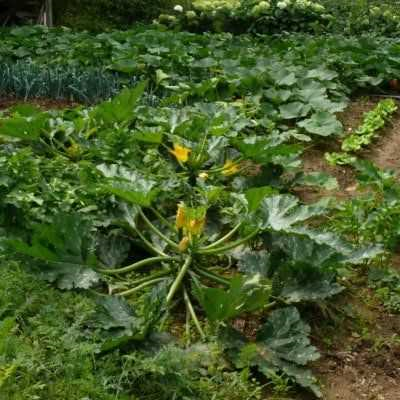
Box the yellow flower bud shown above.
[198,172,209,180]
[175,202,186,230]
[178,236,190,252]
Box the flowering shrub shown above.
[156,0,332,33]
[157,0,400,35]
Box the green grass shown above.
[0,262,263,400]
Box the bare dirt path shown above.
[317,295,400,400]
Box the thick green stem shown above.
[118,277,167,297]
[194,267,230,286]
[185,298,191,345]
[115,269,172,290]
[139,209,179,250]
[150,207,177,233]
[183,287,205,340]
[199,222,242,251]
[197,229,259,255]
[130,223,167,257]
[99,256,175,275]
[166,256,192,304]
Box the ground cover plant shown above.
[1,20,400,400]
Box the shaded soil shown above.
[0,96,79,110]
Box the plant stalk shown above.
[197,229,259,255]
[139,209,179,250]
[115,269,172,290]
[118,277,167,297]
[199,222,242,251]
[150,207,177,232]
[99,256,175,275]
[193,267,230,286]
[166,256,192,304]
[183,287,205,340]
[130,223,168,257]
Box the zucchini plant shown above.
[2,85,383,397]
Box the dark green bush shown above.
[54,0,179,31]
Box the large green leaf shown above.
[270,234,344,267]
[306,67,338,81]
[96,280,170,351]
[273,263,344,303]
[252,195,326,232]
[90,81,147,127]
[236,250,272,278]
[279,102,310,119]
[294,172,338,191]
[288,227,383,264]
[245,186,278,212]
[235,136,303,166]
[94,296,143,336]
[7,214,100,290]
[97,232,131,268]
[222,307,321,397]
[98,163,159,207]
[0,113,49,140]
[298,111,343,136]
[194,275,271,322]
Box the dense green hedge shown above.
[54,0,180,31]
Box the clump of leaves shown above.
[332,161,400,249]
[368,267,400,313]
[326,99,398,166]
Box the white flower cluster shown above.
[276,0,325,13]
[173,5,184,13]
[193,0,241,12]
[251,1,271,16]
[370,6,400,23]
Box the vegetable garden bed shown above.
[1,24,400,400]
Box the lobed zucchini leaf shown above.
[194,275,271,322]
[221,307,321,397]
[7,214,100,290]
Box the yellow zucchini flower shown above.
[170,143,191,163]
[222,160,240,176]
[175,202,186,229]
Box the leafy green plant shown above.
[341,99,397,152]
[331,160,400,249]
[368,267,400,313]
[0,61,141,104]
[2,83,384,397]
[326,99,397,166]
[222,307,321,396]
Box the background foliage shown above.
[53,0,181,30]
